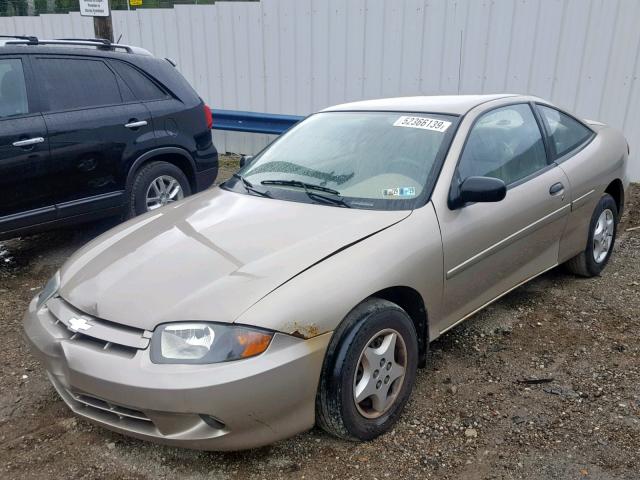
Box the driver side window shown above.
[458,104,548,186]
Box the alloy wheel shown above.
[353,329,407,419]
[592,208,614,263]
[145,175,184,211]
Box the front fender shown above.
[235,203,444,342]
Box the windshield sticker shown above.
[393,116,451,132]
[383,187,416,198]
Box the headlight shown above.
[150,322,274,364]
[37,270,60,310]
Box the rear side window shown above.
[538,105,593,158]
[38,58,122,111]
[0,58,29,118]
[110,61,167,102]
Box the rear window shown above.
[38,58,122,111]
[0,58,28,118]
[538,105,593,158]
[110,60,167,102]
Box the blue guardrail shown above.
[212,109,304,135]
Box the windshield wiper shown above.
[233,173,271,198]
[260,179,341,195]
[260,179,350,208]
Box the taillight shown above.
[204,104,213,130]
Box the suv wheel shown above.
[128,161,191,217]
[316,298,418,441]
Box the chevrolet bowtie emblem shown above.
[68,317,92,331]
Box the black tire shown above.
[565,193,618,277]
[316,298,418,441]
[128,161,191,218]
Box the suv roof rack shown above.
[58,37,112,45]
[0,35,39,43]
[2,36,135,53]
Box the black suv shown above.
[0,37,218,240]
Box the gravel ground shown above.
[1,158,638,479]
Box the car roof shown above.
[322,94,524,115]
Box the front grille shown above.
[48,373,158,436]
[45,297,147,357]
[48,374,227,441]
[66,330,138,358]
[70,391,151,423]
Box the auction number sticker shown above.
[393,116,451,132]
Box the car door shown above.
[535,104,600,263]
[108,59,211,160]
[34,55,155,218]
[0,55,53,233]
[433,103,571,333]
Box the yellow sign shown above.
[130,0,142,6]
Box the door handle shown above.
[124,120,148,129]
[12,137,45,148]
[549,182,565,196]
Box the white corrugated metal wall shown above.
[1,0,639,179]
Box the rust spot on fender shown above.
[289,322,320,339]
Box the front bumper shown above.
[23,296,331,450]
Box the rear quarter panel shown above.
[557,125,629,262]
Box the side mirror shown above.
[450,176,506,209]
[239,155,254,168]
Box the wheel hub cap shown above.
[592,208,614,264]
[353,329,407,419]
[146,175,184,211]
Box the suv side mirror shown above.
[450,176,506,209]
[239,155,254,168]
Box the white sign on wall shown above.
[79,0,110,17]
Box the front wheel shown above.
[316,298,418,441]
[565,193,618,277]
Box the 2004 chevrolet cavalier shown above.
[24,95,629,450]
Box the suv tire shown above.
[128,161,191,217]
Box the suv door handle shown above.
[124,120,148,129]
[13,137,45,148]
[549,182,565,196]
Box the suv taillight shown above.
[204,104,213,130]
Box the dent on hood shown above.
[57,189,412,332]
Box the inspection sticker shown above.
[383,187,416,197]
[393,116,451,132]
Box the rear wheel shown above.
[128,161,191,217]
[565,193,618,277]
[316,298,418,441]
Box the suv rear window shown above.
[0,58,29,118]
[38,58,122,111]
[110,60,167,102]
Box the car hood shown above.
[59,188,410,331]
